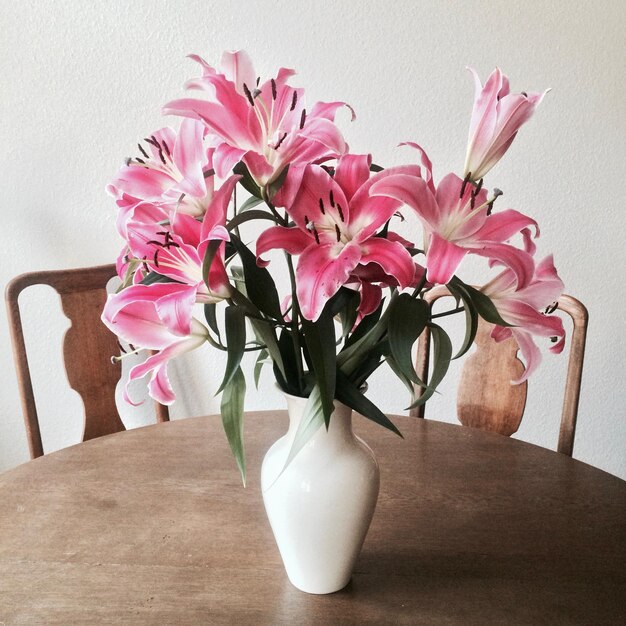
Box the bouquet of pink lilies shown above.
[103,51,565,481]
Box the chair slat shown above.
[412,286,587,456]
[6,264,170,458]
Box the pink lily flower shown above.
[369,156,538,286]
[163,50,351,188]
[124,176,239,301]
[464,67,548,181]
[481,255,565,382]
[107,119,214,218]
[256,154,419,320]
[102,282,209,404]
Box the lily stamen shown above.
[242,83,255,107]
[460,172,472,198]
[336,203,345,222]
[319,198,326,215]
[274,132,288,150]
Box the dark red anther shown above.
[161,140,171,158]
[271,78,277,100]
[136,157,146,165]
[304,215,310,225]
[275,132,288,150]
[335,224,341,242]
[299,108,306,129]
[319,198,326,215]
[138,143,150,160]
[312,226,320,244]
[329,189,335,207]
[243,83,255,107]
[153,250,160,267]
[545,302,559,315]
[336,203,345,222]
[290,90,298,111]
[460,172,471,198]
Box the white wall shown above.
[1,0,624,478]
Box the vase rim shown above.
[275,382,368,403]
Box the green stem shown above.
[285,252,305,393]
[411,273,427,298]
[261,187,288,226]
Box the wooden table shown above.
[1,413,624,625]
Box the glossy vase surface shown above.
[261,392,380,594]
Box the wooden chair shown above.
[411,286,588,456]
[5,264,169,459]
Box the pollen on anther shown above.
[290,91,298,111]
[335,224,341,242]
[319,198,326,215]
[271,79,277,100]
[329,190,335,208]
[299,108,306,129]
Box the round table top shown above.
[1,412,624,625]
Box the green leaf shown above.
[325,287,360,339]
[386,354,420,399]
[203,303,220,339]
[387,294,429,383]
[449,278,514,327]
[233,161,262,198]
[447,282,479,359]
[230,234,283,320]
[301,307,337,427]
[249,317,286,380]
[335,369,402,437]
[273,329,302,396]
[239,195,263,213]
[139,271,176,286]
[407,323,453,409]
[268,164,290,199]
[227,209,279,232]
[344,298,384,348]
[220,366,247,485]
[217,305,247,394]
[253,348,269,389]
[201,238,223,290]
[282,385,325,471]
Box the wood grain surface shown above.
[0,413,624,625]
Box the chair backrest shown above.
[411,286,588,456]
[5,264,169,459]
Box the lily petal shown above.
[425,232,468,284]
[296,242,362,321]
[359,237,415,288]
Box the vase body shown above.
[261,392,380,594]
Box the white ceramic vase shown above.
[261,391,380,594]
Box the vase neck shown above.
[283,392,354,441]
